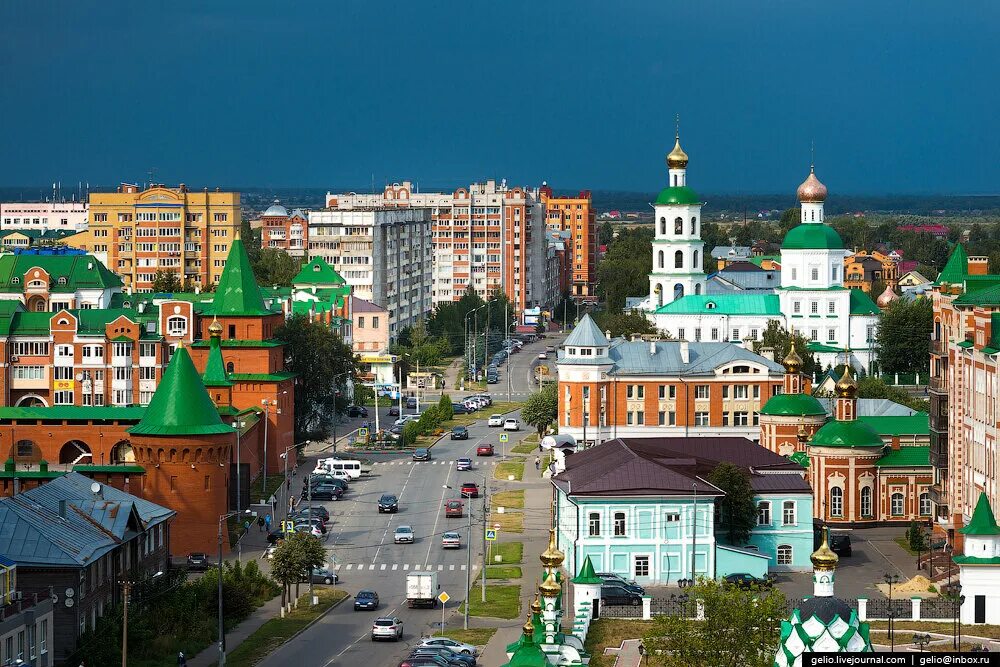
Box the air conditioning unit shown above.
[10,356,18,362]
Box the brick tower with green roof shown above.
[129,343,236,556]
[956,492,1000,624]
[759,341,829,458]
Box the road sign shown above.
[281,520,295,534]
[438,591,450,604]
[485,529,497,541]
[494,523,501,530]
[499,433,509,442]
[358,427,369,438]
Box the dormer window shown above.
[58,277,67,285]
[569,347,577,355]
[11,277,19,284]
[705,301,716,310]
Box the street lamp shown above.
[279,445,299,514]
[913,633,931,652]
[950,582,965,650]
[261,393,286,490]
[883,573,900,650]
[218,510,251,666]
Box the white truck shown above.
[405,571,440,608]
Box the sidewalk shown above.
[188,595,284,667]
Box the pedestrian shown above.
[258,515,264,532]
[178,650,187,666]
[264,513,272,532]
[534,456,540,471]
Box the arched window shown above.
[14,439,35,458]
[694,283,702,295]
[891,492,904,516]
[919,492,931,516]
[226,362,235,373]
[672,174,678,186]
[674,217,683,235]
[860,486,873,518]
[693,250,699,268]
[673,284,685,300]
[690,216,697,234]
[59,440,92,465]
[658,250,664,269]
[776,545,792,566]
[659,217,666,235]
[674,250,684,269]
[830,487,844,517]
[166,316,187,336]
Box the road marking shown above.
[380,563,387,571]
[345,564,353,570]
[438,564,444,571]
[391,563,398,571]
[369,564,376,571]
[403,563,409,570]
[334,564,342,570]
[461,565,466,571]
[450,564,455,571]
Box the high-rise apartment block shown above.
[540,187,597,301]
[1,201,89,232]
[77,183,241,292]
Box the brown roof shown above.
[552,437,810,497]
[351,296,387,313]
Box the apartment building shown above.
[326,180,553,314]
[540,187,598,301]
[0,201,88,232]
[307,207,432,339]
[258,201,308,257]
[78,183,241,292]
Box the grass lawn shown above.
[221,589,348,667]
[449,402,524,427]
[441,627,499,646]
[584,619,655,667]
[249,474,285,506]
[494,461,524,481]
[486,565,523,579]
[490,511,524,533]
[491,541,523,564]
[510,441,539,455]
[458,584,521,619]
[868,620,1000,639]
[491,490,524,509]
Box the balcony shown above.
[931,339,949,356]
[929,376,945,392]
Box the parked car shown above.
[456,457,473,471]
[348,405,369,418]
[378,494,399,513]
[830,534,853,557]
[294,523,323,538]
[600,584,643,606]
[503,418,520,431]
[186,553,211,571]
[307,484,343,501]
[597,573,643,593]
[474,394,493,406]
[388,405,400,416]
[538,352,548,360]
[309,566,339,585]
[487,414,504,427]
[452,403,471,415]
[412,448,431,461]
[460,482,479,498]
[394,525,414,543]
[371,616,404,641]
[441,531,462,549]
[418,637,479,656]
[290,505,330,522]
[354,589,379,611]
[407,648,473,666]
[266,529,286,545]
[476,444,494,457]
[444,499,464,518]
[724,572,776,590]
[486,373,498,384]
[295,517,327,534]
[399,657,452,667]
[451,426,469,440]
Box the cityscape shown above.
[3,2,1000,667]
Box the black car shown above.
[348,405,369,418]
[306,566,339,585]
[399,657,452,667]
[406,397,418,409]
[388,405,400,416]
[186,552,211,571]
[597,573,644,594]
[600,584,643,606]
[354,589,380,611]
[412,448,431,461]
[451,426,469,440]
[724,572,776,590]
[266,528,286,545]
[451,403,471,415]
[830,534,852,557]
[379,494,399,513]
[308,484,344,501]
[290,506,330,522]
[306,475,347,491]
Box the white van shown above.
[316,458,362,479]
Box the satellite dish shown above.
[65,598,74,608]
[91,482,101,494]
[50,594,58,604]
[65,588,74,598]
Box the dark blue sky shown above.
[2,1,998,194]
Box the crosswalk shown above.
[334,562,476,572]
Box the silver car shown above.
[394,525,414,544]
[418,637,478,656]
[371,616,403,641]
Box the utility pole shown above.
[482,473,489,603]
[121,580,132,667]
[308,473,314,606]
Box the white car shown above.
[371,616,403,641]
[442,531,462,549]
[487,414,504,427]
[394,525,414,544]
[538,352,548,360]
[503,418,520,431]
[418,637,478,656]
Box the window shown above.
[690,216,697,234]
[634,555,650,578]
[668,385,676,399]
[828,328,837,342]
[695,385,709,399]
[635,411,644,425]
[674,250,683,268]
[828,301,836,314]
[678,328,685,340]
[810,329,819,341]
[140,342,156,358]
[830,487,844,517]
[667,411,676,425]
[694,411,709,426]
[811,268,819,281]
[17,631,23,661]
[166,316,186,336]
[782,500,796,525]
[40,619,46,654]
[139,366,156,380]
[810,301,819,314]
[793,301,801,314]
[588,512,601,537]
[658,411,666,425]
[54,390,74,405]
[867,325,876,342]
[919,492,931,516]
[674,217,683,234]
[734,411,749,426]
[54,366,73,380]
[730,328,740,341]
[832,266,839,281]
[791,268,797,281]
[710,327,719,341]
[891,492,904,516]
[15,440,33,457]
[734,384,748,399]
[758,501,771,525]
[358,316,365,328]
[777,545,792,566]
[658,384,666,399]
[613,512,626,536]
[860,486,873,518]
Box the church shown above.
[640,134,880,373]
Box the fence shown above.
[878,373,924,386]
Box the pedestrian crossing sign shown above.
[485,529,497,541]
[499,433,508,442]
[359,427,369,438]
[281,520,295,534]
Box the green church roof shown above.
[849,289,880,315]
[202,330,232,388]
[504,627,548,667]
[959,493,1000,536]
[810,419,884,449]
[129,345,233,436]
[788,451,810,468]
[857,414,929,437]
[781,223,845,251]
[875,445,930,468]
[292,257,346,286]
[653,185,701,206]
[654,294,781,316]
[207,238,277,317]
[935,244,968,286]
[760,393,827,417]
[572,555,603,584]
[0,252,123,293]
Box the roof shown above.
[292,257,346,286]
[781,223,845,251]
[875,446,930,468]
[572,555,603,584]
[262,202,289,217]
[129,346,233,436]
[653,185,700,206]
[0,251,122,293]
[202,331,232,387]
[553,437,810,498]
[654,293,781,316]
[0,405,146,421]
[206,238,277,317]
[810,419,884,449]
[711,245,750,259]
[563,314,609,348]
[818,397,918,418]
[350,296,386,313]
[760,393,827,416]
[935,244,968,286]
[229,371,297,382]
[849,289,880,315]
[857,413,929,436]
[562,337,784,376]
[959,493,1000,536]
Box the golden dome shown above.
[876,285,899,307]
[810,530,839,570]
[208,316,223,336]
[540,528,565,568]
[834,365,857,399]
[783,340,803,374]
[797,167,828,203]
[522,614,534,636]
[797,424,809,444]
[539,572,561,598]
[530,594,542,614]
[666,136,689,169]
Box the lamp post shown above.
[951,582,964,650]
[913,633,931,652]
[280,445,298,515]
[261,394,285,492]
[883,573,900,650]
[218,510,250,666]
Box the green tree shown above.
[598,221,615,247]
[778,207,800,235]
[707,462,757,545]
[241,217,262,266]
[857,376,929,412]
[151,269,183,293]
[596,227,653,312]
[438,393,454,421]
[753,320,818,378]
[876,298,932,374]
[591,310,661,339]
[275,314,356,437]
[252,247,302,287]
[403,420,421,446]
[521,383,558,436]
[907,520,927,552]
[644,577,787,667]
[270,531,326,607]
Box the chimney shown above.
[605,330,611,340]
[649,340,657,356]
[630,334,641,342]
[759,346,775,361]
[679,339,689,364]
[58,500,66,519]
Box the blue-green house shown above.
[553,437,813,585]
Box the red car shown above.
[445,499,465,518]
[460,483,479,498]
[476,444,494,457]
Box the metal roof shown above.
[562,314,609,348]
[562,338,784,376]
[654,294,782,316]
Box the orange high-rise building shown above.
[540,187,597,301]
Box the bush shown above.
[907,520,927,552]
[418,406,442,434]
[403,421,421,446]
[438,393,454,421]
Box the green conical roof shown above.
[210,238,275,316]
[129,345,233,436]
[572,555,603,584]
[504,626,547,667]
[936,244,968,286]
[960,493,1000,536]
[782,223,845,250]
[202,329,232,388]
[292,257,346,286]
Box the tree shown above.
[875,298,932,374]
[598,221,615,247]
[907,520,927,552]
[522,383,558,436]
[857,376,929,412]
[252,247,301,287]
[596,227,653,312]
[275,315,356,437]
[591,310,661,339]
[438,393,454,421]
[644,577,787,667]
[753,320,818,378]
[270,532,326,607]
[151,269,183,293]
[707,462,757,545]
[241,218,262,266]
